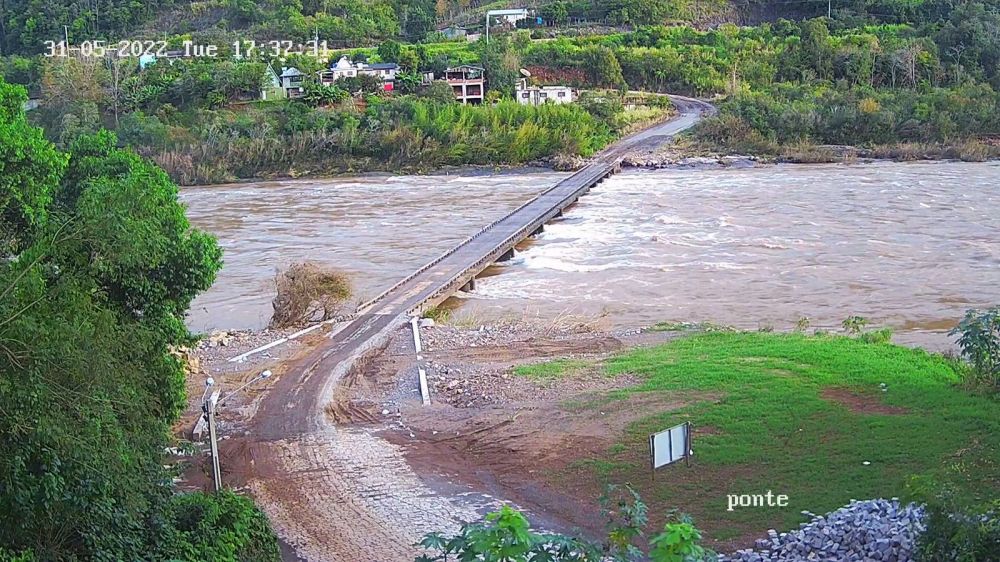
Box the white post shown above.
[410,316,423,354]
[206,390,222,492]
[411,317,431,405]
[418,368,431,406]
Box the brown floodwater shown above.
[182,162,999,350]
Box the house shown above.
[261,65,287,101]
[318,56,361,84]
[444,65,485,104]
[317,56,399,91]
[488,8,530,26]
[367,62,399,83]
[279,67,306,98]
[515,79,574,106]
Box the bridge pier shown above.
[498,248,515,262]
[461,278,476,292]
[531,225,544,236]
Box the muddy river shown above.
[182,162,999,350]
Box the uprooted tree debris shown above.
[270,262,352,329]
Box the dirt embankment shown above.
[323,319,704,539]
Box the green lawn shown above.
[554,332,1000,543]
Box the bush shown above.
[913,482,1000,562]
[270,262,352,328]
[950,306,1000,389]
[155,491,281,562]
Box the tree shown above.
[479,36,522,98]
[302,81,350,106]
[950,306,1000,388]
[378,39,403,63]
[540,1,569,25]
[395,71,422,94]
[418,80,457,103]
[0,76,276,560]
[0,79,65,258]
[398,47,421,73]
[585,45,628,91]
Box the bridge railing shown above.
[354,160,615,314]
[415,161,620,310]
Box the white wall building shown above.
[515,81,575,106]
[317,56,399,89]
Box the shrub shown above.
[416,486,715,562]
[911,479,1000,562]
[649,513,714,562]
[155,491,281,562]
[270,262,352,328]
[949,306,1000,389]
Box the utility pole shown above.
[201,370,272,492]
[828,0,832,18]
[205,390,222,492]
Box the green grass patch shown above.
[514,359,592,380]
[572,332,999,542]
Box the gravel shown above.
[722,498,926,562]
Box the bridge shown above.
[244,96,714,561]
[251,95,711,439]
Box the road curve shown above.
[245,95,715,561]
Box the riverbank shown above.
[177,133,1000,188]
[621,136,1000,170]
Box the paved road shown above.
[246,95,715,561]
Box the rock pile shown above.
[722,499,925,562]
[426,365,517,408]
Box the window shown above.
[539,92,547,98]
[557,91,565,98]
[521,92,529,98]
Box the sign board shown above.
[649,422,691,470]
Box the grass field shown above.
[551,332,1000,542]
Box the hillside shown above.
[3,0,994,56]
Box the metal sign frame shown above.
[649,421,692,473]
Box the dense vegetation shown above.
[520,13,1000,157]
[0,76,279,560]
[11,34,641,185]
[0,0,439,54]
[1,0,997,183]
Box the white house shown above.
[488,8,530,26]
[317,56,399,90]
[515,80,574,106]
[318,56,362,84]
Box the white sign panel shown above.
[649,422,691,469]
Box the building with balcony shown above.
[444,65,485,104]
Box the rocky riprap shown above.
[722,499,926,562]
